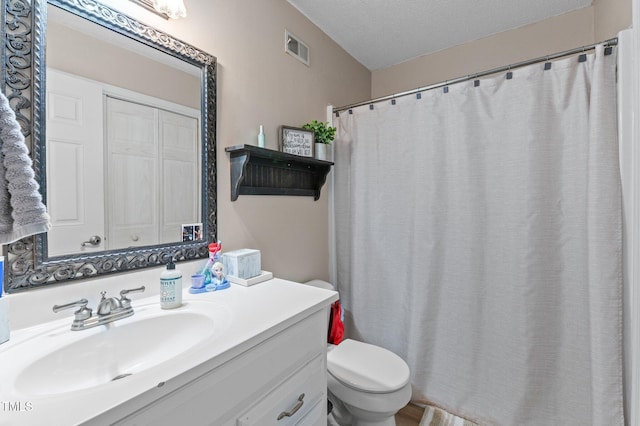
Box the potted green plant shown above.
[302,120,336,161]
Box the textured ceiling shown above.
[287,0,594,70]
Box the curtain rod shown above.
[333,37,618,114]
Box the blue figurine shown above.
[200,241,222,285]
[205,260,229,291]
[191,241,229,293]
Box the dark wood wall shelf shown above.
[225,144,334,201]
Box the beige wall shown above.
[595,0,632,40]
[47,19,200,109]
[371,1,631,98]
[96,0,371,283]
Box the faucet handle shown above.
[119,285,146,308]
[52,299,92,321]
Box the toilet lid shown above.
[327,339,410,393]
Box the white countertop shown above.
[0,278,338,426]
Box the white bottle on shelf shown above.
[258,125,265,148]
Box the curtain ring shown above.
[578,47,587,63]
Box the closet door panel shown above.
[159,110,199,243]
[106,97,159,248]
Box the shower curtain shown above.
[333,45,623,425]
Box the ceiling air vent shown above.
[285,30,309,66]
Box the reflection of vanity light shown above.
[130,0,187,20]
[153,0,187,19]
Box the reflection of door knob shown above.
[81,235,102,247]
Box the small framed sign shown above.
[280,126,315,157]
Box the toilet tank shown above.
[305,280,344,346]
[304,279,335,291]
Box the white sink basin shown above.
[8,300,230,396]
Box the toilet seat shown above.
[327,339,410,394]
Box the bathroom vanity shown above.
[0,278,338,425]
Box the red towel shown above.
[328,300,344,344]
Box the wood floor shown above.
[395,403,425,426]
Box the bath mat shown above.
[419,404,478,426]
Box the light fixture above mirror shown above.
[130,0,187,20]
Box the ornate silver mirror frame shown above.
[1,0,217,292]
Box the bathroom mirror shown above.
[46,5,202,257]
[1,0,217,292]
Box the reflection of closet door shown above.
[46,69,105,256]
[106,97,158,249]
[106,98,199,248]
[159,110,199,244]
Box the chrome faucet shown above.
[97,291,122,315]
[53,286,146,331]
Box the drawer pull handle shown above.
[277,393,305,420]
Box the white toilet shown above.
[305,280,412,426]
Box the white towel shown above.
[0,91,51,244]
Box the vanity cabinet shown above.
[112,309,328,426]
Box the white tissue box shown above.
[0,298,9,345]
[222,249,261,279]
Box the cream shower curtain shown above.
[333,45,623,425]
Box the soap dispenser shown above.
[160,260,183,309]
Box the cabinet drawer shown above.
[295,398,325,426]
[237,355,325,426]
